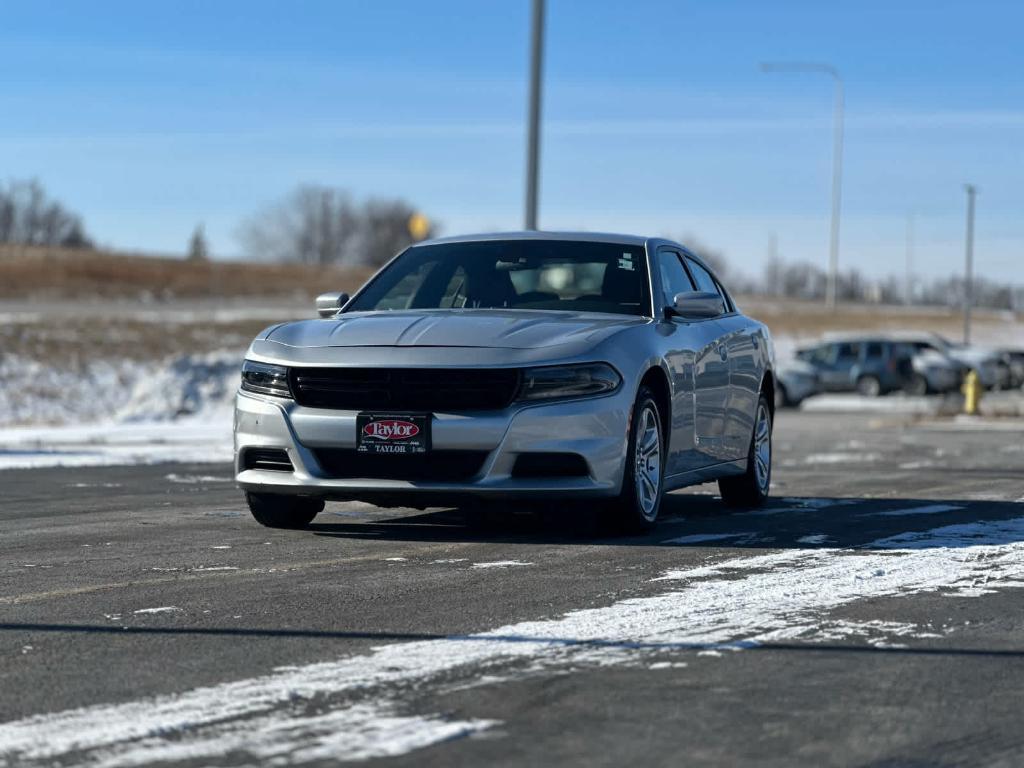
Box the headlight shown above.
[516,363,621,402]
[240,360,292,398]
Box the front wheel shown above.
[246,492,324,529]
[856,375,882,397]
[610,386,664,530]
[719,394,772,508]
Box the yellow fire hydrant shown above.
[962,369,982,415]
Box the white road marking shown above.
[3,517,1024,766]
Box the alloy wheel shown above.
[634,405,662,520]
[753,402,771,493]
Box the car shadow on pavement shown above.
[307,493,1024,550]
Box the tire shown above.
[905,373,928,396]
[609,386,664,531]
[719,393,772,509]
[856,375,882,398]
[246,492,323,529]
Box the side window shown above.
[684,257,723,299]
[809,345,834,365]
[865,341,884,359]
[657,250,695,304]
[835,342,861,362]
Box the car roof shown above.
[819,333,898,343]
[411,230,651,248]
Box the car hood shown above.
[263,309,645,350]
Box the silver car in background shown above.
[234,232,776,530]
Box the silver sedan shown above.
[234,232,776,530]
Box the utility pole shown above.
[524,0,545,231]
[963,184,977,344]
[760,62,844,310]
[904,213,914,305]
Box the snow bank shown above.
[0,351,242,428]
[0,351,241,469]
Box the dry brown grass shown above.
[0,244,373,300]
[739,295,1022,342]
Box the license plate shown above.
[356,413,431,454]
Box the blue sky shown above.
[1,0,1022,282]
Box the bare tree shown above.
[238,185,432,267]
[187,224,209,261]
[0,179,92,248]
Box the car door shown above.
[655,248,730,474]
[684,255,761,461]
[809,342,859,391]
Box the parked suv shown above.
[796,338,914,397]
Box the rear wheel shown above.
[905,373,928,396]
[719,394,772,508]
[246,492,323,529]
[856,375,882,397]
[610,386,664,530]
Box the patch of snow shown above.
[803,452,882,465]
[165,474,232,484]
[802,395,936,415]
[662,532,758,545]
[796,534,830,545]
[0,409,233,470]
[470,560,534,569]
[5,516,1024,767]
[782,498,859,509]
[131,607,180,616]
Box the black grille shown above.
[243,448,294,472]
[512,452,590,478]
[313,449,489,481]
[290,368,520,412]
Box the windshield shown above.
[346,240,651,316]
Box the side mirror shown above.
[316,291,350,318]
[669,291,724,320]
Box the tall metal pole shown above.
[904,213,914,305]
[524,0,545,231]
[963,184,977,344]
[760,62,844,309]
[826,74,844,310]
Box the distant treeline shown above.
[0,180,92,249]
[4,179,1020,309]
[0,179,434,268]
[682,237,1022,311]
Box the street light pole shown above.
[905,213,914,305]
[963,184,977,344]
[524,0,545,231]
[760,62,844,310]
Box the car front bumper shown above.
[233,389,632,503]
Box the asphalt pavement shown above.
[2,410,1024,767]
